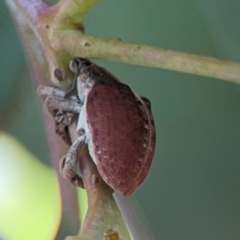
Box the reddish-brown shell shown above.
[85,80,156,196]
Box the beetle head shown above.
[69,58,95,103]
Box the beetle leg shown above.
[42,95,82,145]
[37,85,83,145]
[43,97,82,114]
[60,130,86,188]
[37,85,78,102]
[37,85,82,113]
[38,85,86,185]
[53,111,76,146]
[59,156,84,188]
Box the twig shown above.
[5,0,81,235]
[54,33,240,84]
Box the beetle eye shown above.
[69,58,92,73]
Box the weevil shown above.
[38,58,156,196]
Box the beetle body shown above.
[74,59,156,195]
[38,58,156,196]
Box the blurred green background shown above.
[1,0,240,239]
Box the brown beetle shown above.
[38,58,156,196]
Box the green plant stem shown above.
[54,33,240,84]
